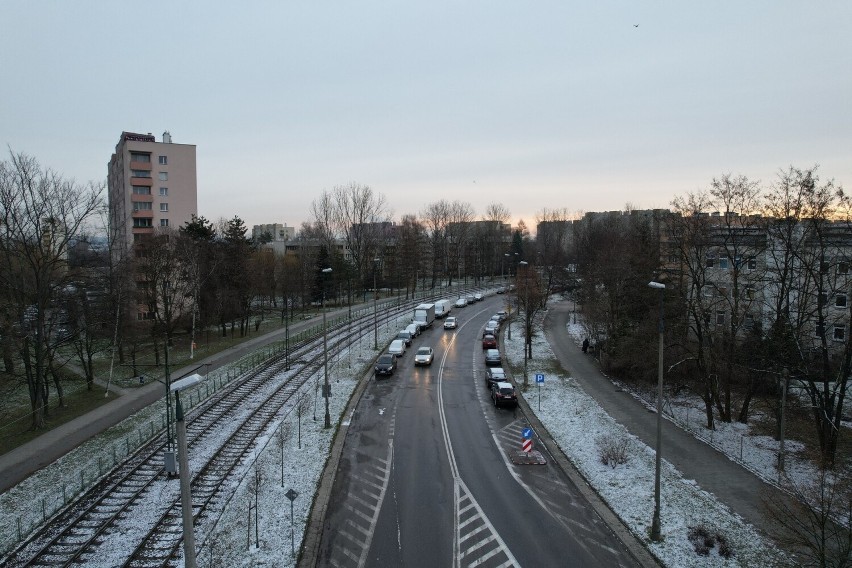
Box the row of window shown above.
[709,310,847,341]
[706,255,758,270]
[130,152,168,165]
[131,187,170,196]
[130,170,169,181]
[132,202,169,212]
[133,218,170,228]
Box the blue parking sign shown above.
[523,427,533,439]
[535,373,545,383]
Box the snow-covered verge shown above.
[564,320,816,491]
[504,322,790,568]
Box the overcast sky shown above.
[2,2,850,231]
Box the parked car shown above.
[491,382,518,407]
[482,334,497,349]
[474,293,483,302]
[443,316,458,330]
[485,367,506,388]
[397,330,413,346]
[483,322,499,336]
[374,354,397,377]
[489,315,501,326]
[454,297,468,308]
[389,339,406,357]
[414,347,434,366]
[496,311,507,322]
[466,295,476,305]
[484,349,501,366]
[496,287,506,294]
[406,323,420,337]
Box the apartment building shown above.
[107,131,197,255]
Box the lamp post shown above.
[373,258,379,350]
[171,372,204,568]
[284,295,290,371]
[322,267,333,429]
[519,261,529,387]
[648,280,665,541]
[503,253,509,282]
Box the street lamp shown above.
[322,267,333,429]
[171,372,204,568]
[373,258,380,350]
[519,261,529,388]
[648,280,665,541]
[503,253,509,281]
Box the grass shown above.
[0,376,115,456]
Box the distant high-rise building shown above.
[107,131,197,254]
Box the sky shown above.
[2,2,850,231]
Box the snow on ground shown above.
[506,317,789,567]
[565,320,815,491]
[3,297,798,567]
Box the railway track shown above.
[2,288,485,567]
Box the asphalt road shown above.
[317,297,641,567]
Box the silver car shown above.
[414,347,434,366]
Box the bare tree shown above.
[765,467,852,567]
[0,151,103,428]
[515,262,548,389]
[421,200,451,287]
[446,200,475,285]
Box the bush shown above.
[688,525,733,559]
[596,433,629,468]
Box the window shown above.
[834,324,846,341]
[744,313,755,329]
[158,155,168,165]
[702,286,713,298]
[745,287,756,300]
[718,287,728,298]
[819,293,828,307]
[716,310,725,325]
[160,203,169,212]
[158,172,168,181]
[132,186,151,195]
[132,201,153,211]
[160,219,169,227]
[718,257,729,269]
[133,218,153,228]
[137,311,154,321]
[837,294,847,308]
[159,187,168,196]
[747,258,757,270]
[130,152,151,163]
[131,169,151,178]
[705,254,715,268]
[839,263,849,275]
[821,262,830,275]
[815,324,825,338]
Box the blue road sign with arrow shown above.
[523,427,533,439]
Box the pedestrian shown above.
[582,337,589,354]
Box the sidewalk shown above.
[543,300,779,543]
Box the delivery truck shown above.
[413,303,435,330]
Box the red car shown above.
[482,334,497,349]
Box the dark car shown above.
[397,330,413,346]
[374,354,397,377]
[485,367,506,389]
[491,382,517,407]
[484,349,501,366]
[482,334,497,349]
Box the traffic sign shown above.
[522,427,533,439]
[522,439,533,453]
[535,373,544,383]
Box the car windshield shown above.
[417,348,431,355]
[378,355,394,364]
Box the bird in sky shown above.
[634,24,639,27]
